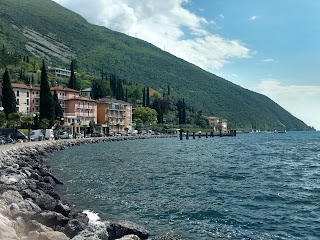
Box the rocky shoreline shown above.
[0,136,181,240]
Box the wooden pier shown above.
[180,130,236,140]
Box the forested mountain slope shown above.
[0,0,312,130]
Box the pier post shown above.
[199,132,201,138]
[206,133,208,138]
[211,132,213,137]
[219,130,222,137]
[193,132,195,139]
[186,131,189,140]
[180,131,183,140]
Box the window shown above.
[114,104,119,110]
[16,98,20,104]
[16,90,19,97]
[27,99,29,105]
[27,107,29,112]
[27,91,29,98]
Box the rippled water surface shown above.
[49,132,320,239]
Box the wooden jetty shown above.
[180,130,236,140]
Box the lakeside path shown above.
[0,135,181,240]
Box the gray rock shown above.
[34,192,57,211]
[106,221,149,240]
[38,231,69,240]
[2,190,24,204]
[64,213,89,238]
[34,211,69,229]
[116,234,141,240]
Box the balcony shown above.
[64,113,76,118]
[58,96,67,100]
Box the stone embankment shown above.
[0,136,181,240]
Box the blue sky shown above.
[53,0,320,129]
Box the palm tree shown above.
[8,112,22,141]
[0,110,7,128]
[21,115,34,141]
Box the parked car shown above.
[58,131,71,139]
[91,132,103,137]
[29,129,44,141]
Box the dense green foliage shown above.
[0,0,313,130]
[53,90,63,120]
[1,68,16,118]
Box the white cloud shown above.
[257,79,320,130]
[250,16,257,21]
[218,14,224,20]
[262,58,274,62]
[52,0,250,71]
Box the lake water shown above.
[49,132,320,239]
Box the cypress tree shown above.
[53,90,63,120]
[39,61,54,123]
[67,60,79,90]
[167,84,170,96]
[125,87,128,102]
[142,87,146,107]
[182,98,186,124]
[1,68,17,118]
[146,87,150,107]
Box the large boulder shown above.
[34,211,69,229]
[106,221,149,240]
[34,192,57,211]
[64,212,89,238]
[116,235,141,240]
[0,213,19,240]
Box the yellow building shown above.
[97,97,132,135]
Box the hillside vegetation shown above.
[0,0,312,131]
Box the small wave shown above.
[83,210,104,226]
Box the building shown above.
[51,86,97,134]
[12,83,41,114]
[80,88,92,98]
[97,97,133,135]
[207,116,228,132]
[48,67,75,78]
[11,84,97,135]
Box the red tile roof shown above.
[51,86,80,93]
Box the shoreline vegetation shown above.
[0,135,181,240]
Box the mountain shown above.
[0,0,312,130]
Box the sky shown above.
[52,0,320,130]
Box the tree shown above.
[142,87,146,107]
[91,78,111,100]
[21,115,34,141]
[40,118,50,130]
[1,68,17,118]
[0,111,7,128]
[53,90,63,120]
[176,99,186,125]
[8,112,21,140]
[134,107,157,123]
[146,87,150,107]
[39,61,54,124]
[167,84,170,96]
[68,59,80,90]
